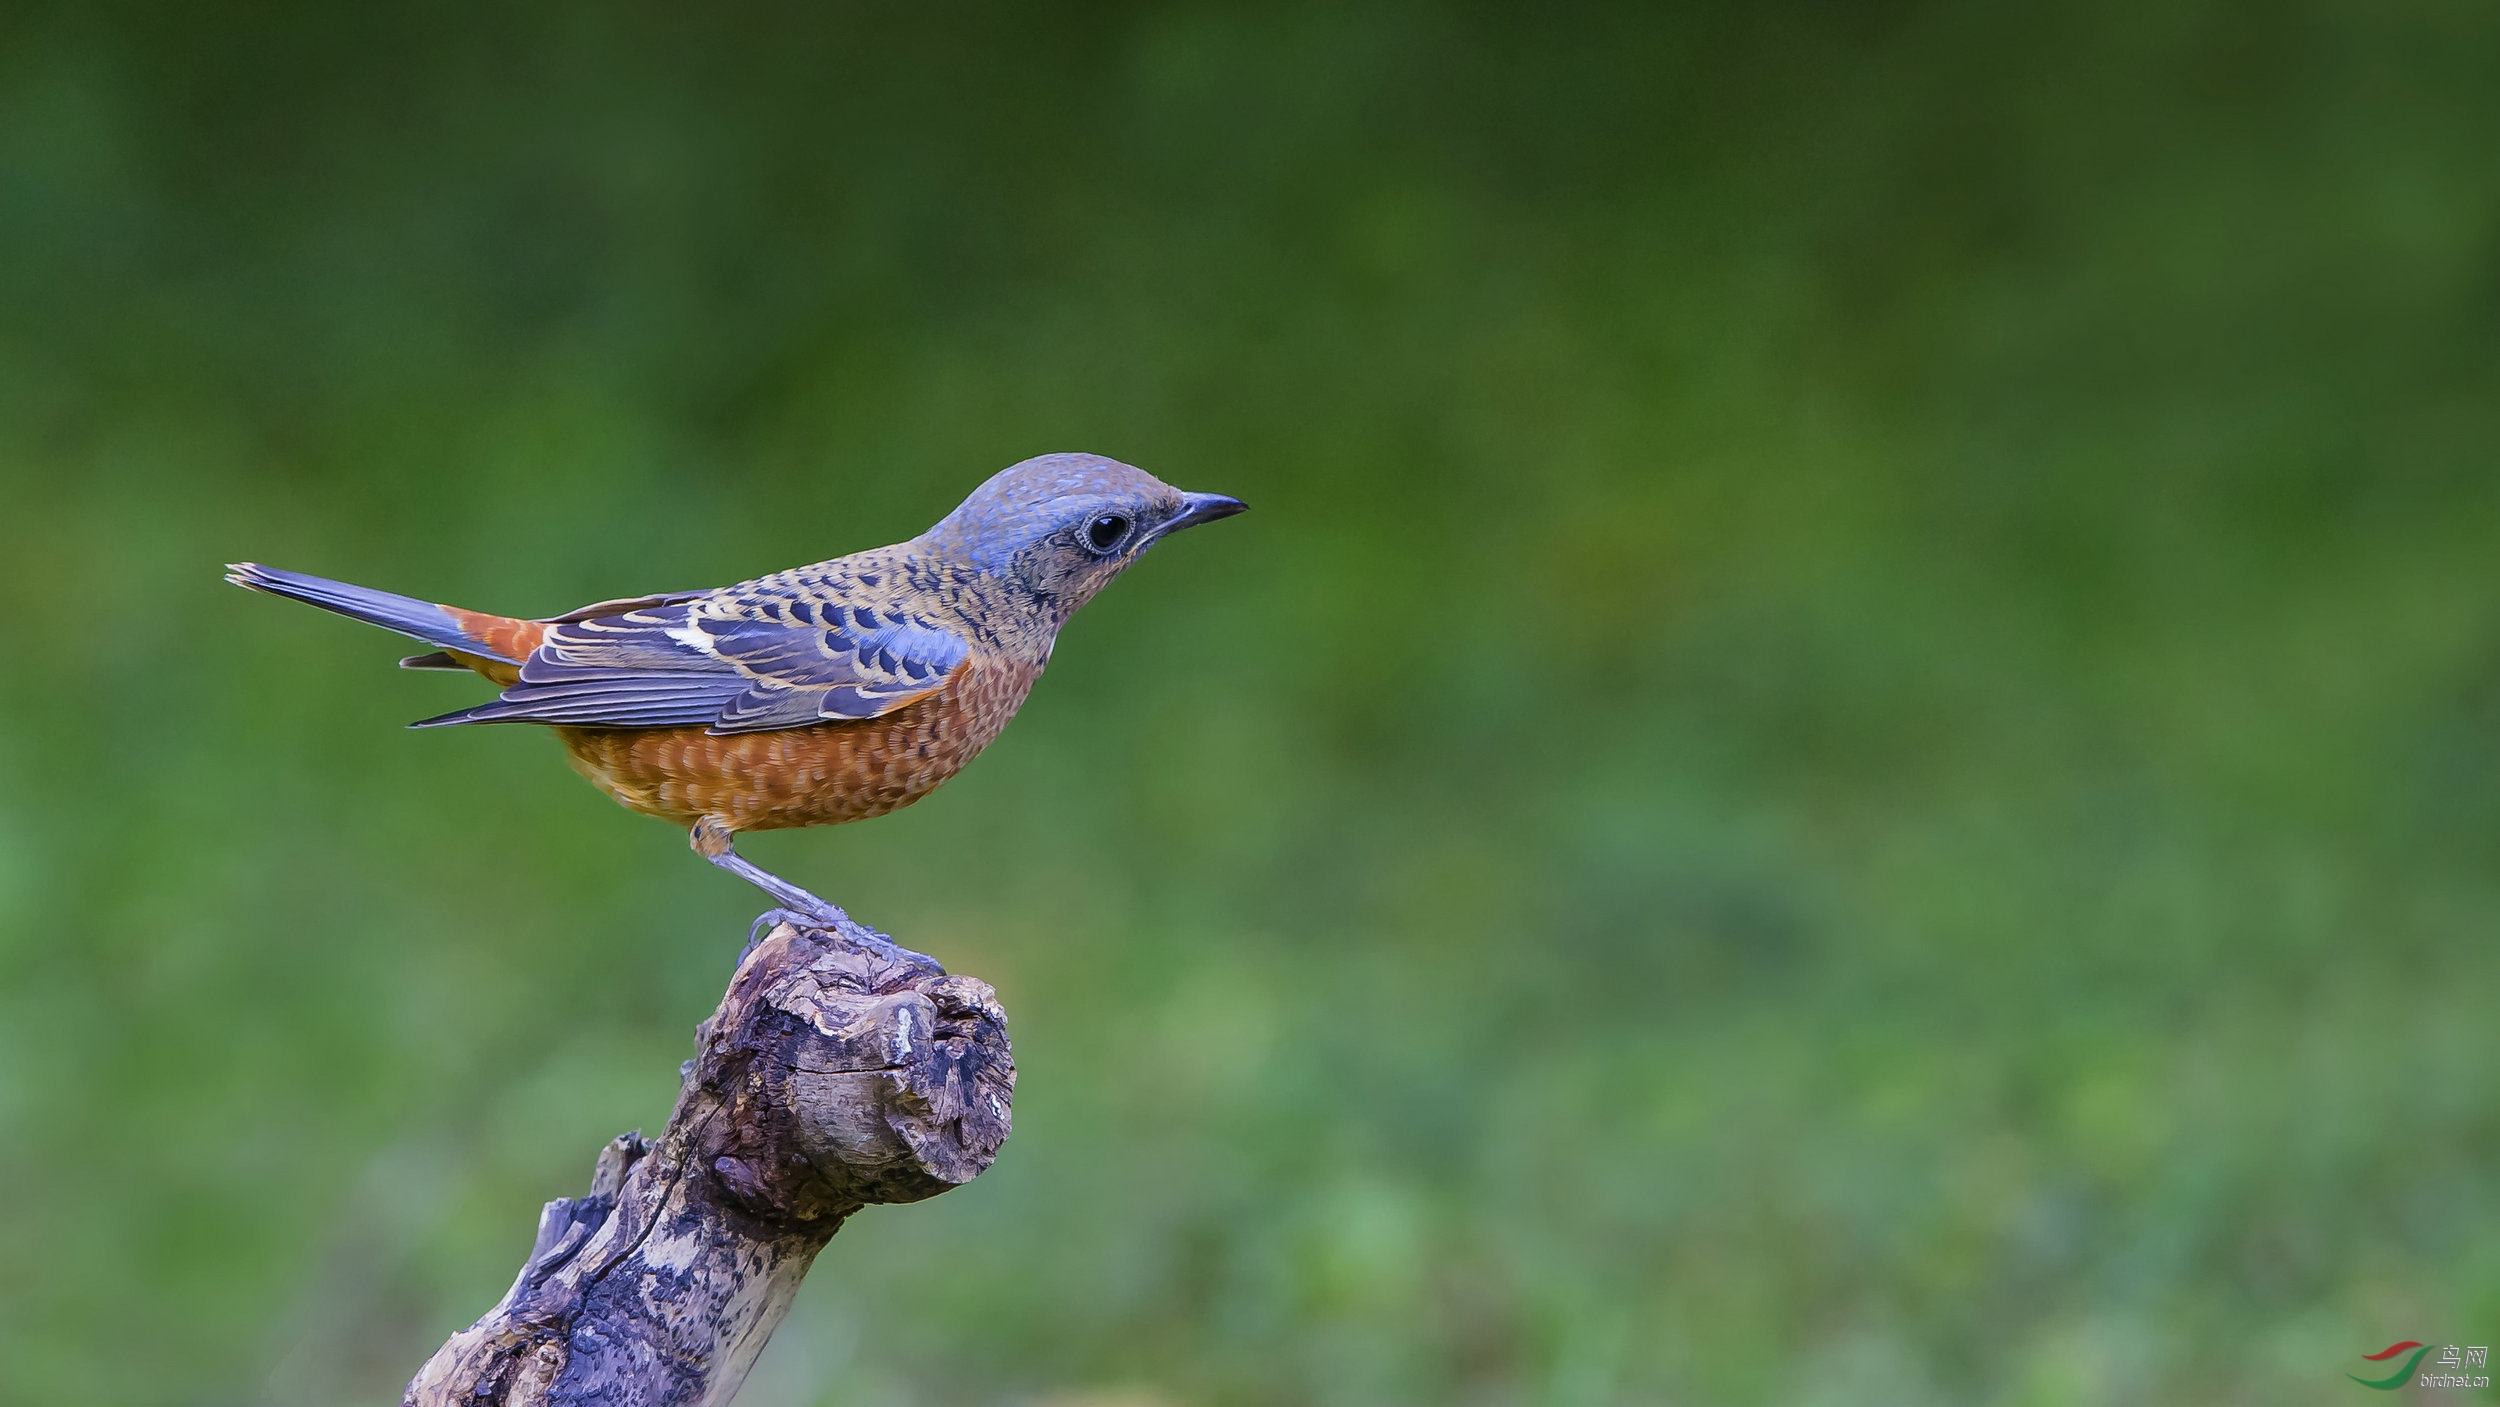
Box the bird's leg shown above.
[691,816,935,971]
[691,815,847,925]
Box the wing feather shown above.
[414,581,971,733]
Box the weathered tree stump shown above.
[404,913,1014,1406]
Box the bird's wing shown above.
[694,600,972,731]
[410,588,971,733]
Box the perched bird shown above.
[229,453,1245,938]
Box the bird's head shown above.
[921,453,1246,621]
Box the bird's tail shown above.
[224,562,536,666]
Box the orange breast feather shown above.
[553,658,1040,831]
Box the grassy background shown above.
[4,2,2499,1403]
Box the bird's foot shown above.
[747,902,856,952]
[747,905,939,974]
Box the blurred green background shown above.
[4,2,2499,1403]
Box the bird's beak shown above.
[1160,492,1249,536]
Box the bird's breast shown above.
[553,657,1043,831]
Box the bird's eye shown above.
[1085,513,1133,553]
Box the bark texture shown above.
[405,915,1013,1406]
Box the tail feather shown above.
[224,562,522,664]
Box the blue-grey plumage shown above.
[227,452,1246,930]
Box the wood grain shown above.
[404,914,1014,1406]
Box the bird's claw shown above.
[743,909,794,959]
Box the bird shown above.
[228,452,1245,949]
